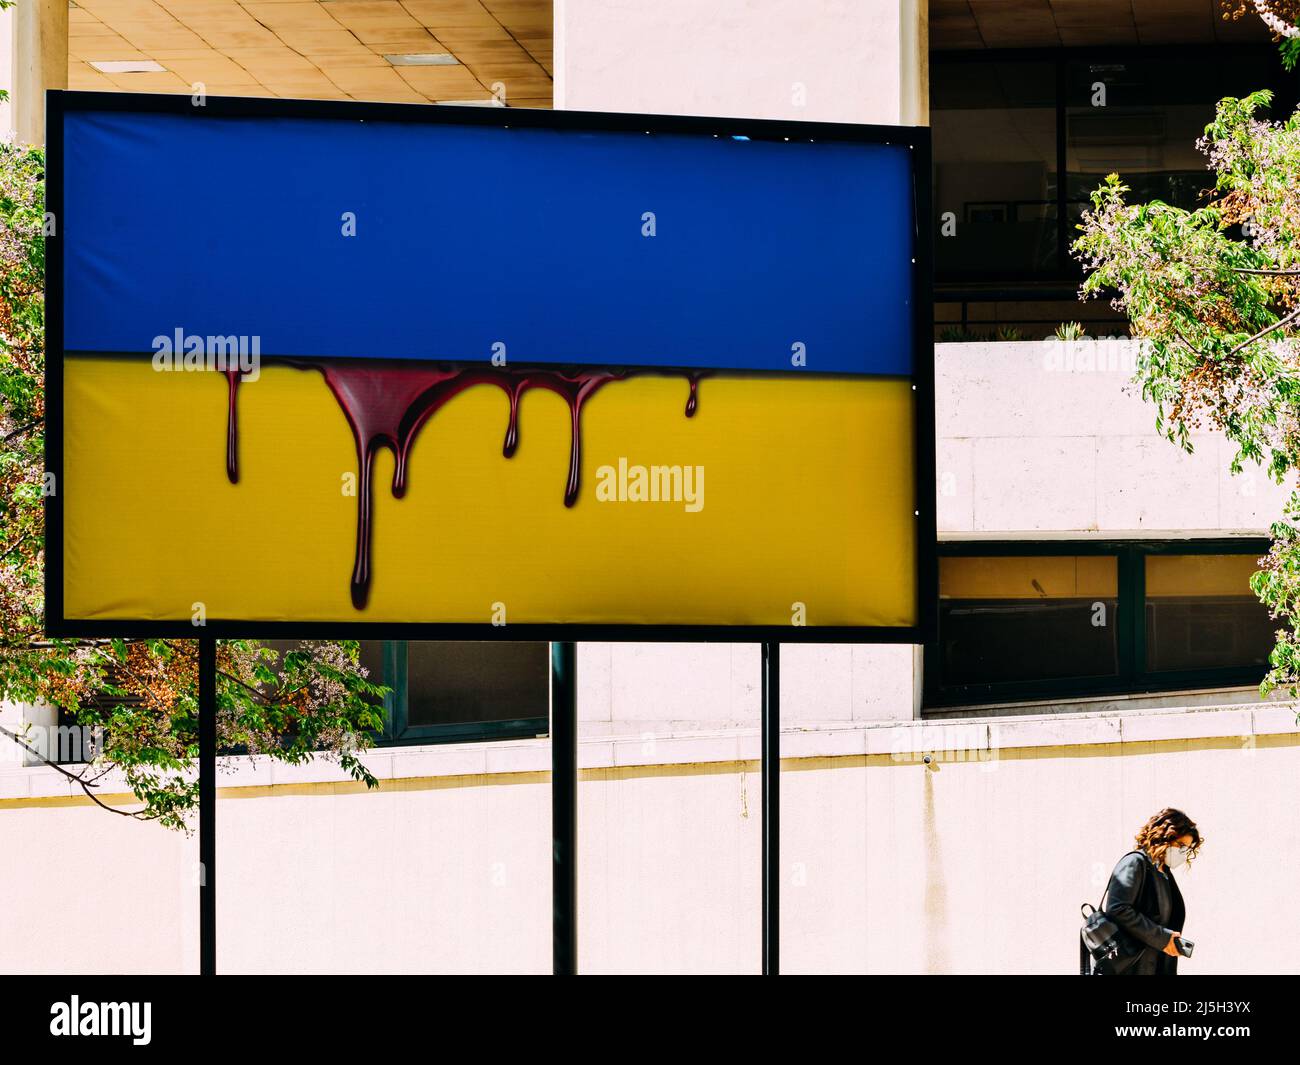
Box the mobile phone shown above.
[1176,937,1195,958]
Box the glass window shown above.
[929,543,1274,708]
[1064,55,1272,240]
[929,45,1285,332]
[938,555,1119,686]
[932,60,1060,279]
[405,642,549,729]
[1145,554,1273,673]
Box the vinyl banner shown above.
[48,93,933,638]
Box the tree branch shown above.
[1226,306,1300,358]
[0,721,146,819]
[218,668,310,707]
[1176,308,1300,361]
[0,420,36,443]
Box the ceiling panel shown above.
[969,0,1062,48]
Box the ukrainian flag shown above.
[57,100,920,630]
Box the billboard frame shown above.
[44,89,936,644]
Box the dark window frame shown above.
[930,43,1295,290]
[375,641,549,747]
[924,538,1271,710]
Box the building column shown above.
[554,0,928,126]
[7,0,67,145]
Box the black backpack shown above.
[1079,850,1149,975]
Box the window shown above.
[1064,54,1273,241]
[931,46,1290,336]
[932,59,1060,281]
[265,640,549,745]
[926,540,1272,708]
[1144,555,1274,674]
[385,641,549,744]
[937,554,1119,687]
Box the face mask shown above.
[1165,846,1189,870]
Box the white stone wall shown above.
[577,642,917,736]
[937,341,1293,536]
[3,703,1296,974]
[555,0,927,124]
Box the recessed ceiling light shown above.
[90,60,166,74]
[384,53,458,66]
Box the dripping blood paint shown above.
[221,362,703,609]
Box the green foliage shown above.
[0,141,388,830]
[1076,89,1300,698]
[1281,37,1300,72]
[938,325,1026,343]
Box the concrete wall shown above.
[555,0,927,124]
[937,341,1293,536]
[3,704,1297,974]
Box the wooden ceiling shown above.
[68,0,553,105]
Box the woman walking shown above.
[1094,807,1203,974]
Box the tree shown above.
[1075,89,1300,699]
[1218,2,1300,69]
[0,140,386,830]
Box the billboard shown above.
[46,92,934,640]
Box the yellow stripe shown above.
[4,733,1291,811]
[63,356,917,626]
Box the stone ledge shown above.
[0,701,1294,798]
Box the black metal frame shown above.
[199,637,216,977]
[924,537,1272,710]
[43,88,938,648]
[550,641,577,975]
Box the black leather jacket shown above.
[1104,851,1185,975]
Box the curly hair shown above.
[1135,808,1203,866]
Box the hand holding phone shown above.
[1176,937,1195,958]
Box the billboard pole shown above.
[762,641,780,975]
[551,641,578,974]
[199,635,216,976]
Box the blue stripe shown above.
[63,111,915,375]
